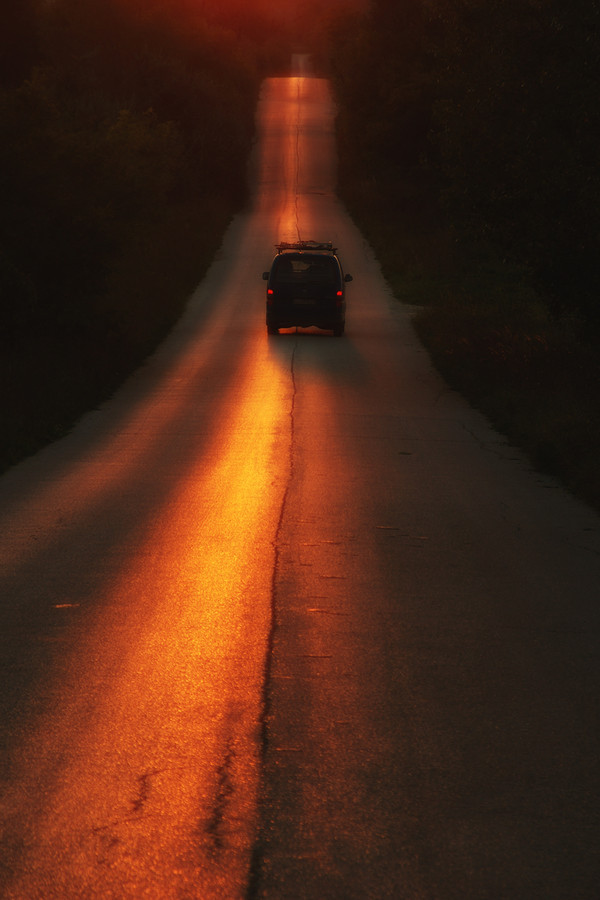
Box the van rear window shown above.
[273,256,337,284]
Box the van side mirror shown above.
[262,272,269,280]
[344,273,353,282]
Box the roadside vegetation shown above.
[328,0,600,510]
[0,0,293,470]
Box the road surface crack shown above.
[206,737,236,856]
[246,337,298,898]
[131,769,158,814]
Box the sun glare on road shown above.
[0,338,291,898]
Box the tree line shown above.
[0,0,293,466]
[331,0,600,331]
[0,0,282,352]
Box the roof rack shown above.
[275,240,336,254]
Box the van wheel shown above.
[332,322,345,337]
[267,324,279,335]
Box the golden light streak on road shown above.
[274,76,304,244]
[0,337,291,899]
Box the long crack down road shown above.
[1,68,599,900]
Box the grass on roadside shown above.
[338,171,600,511]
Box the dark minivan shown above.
[262,241,352,336]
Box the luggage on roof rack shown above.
[275,240,336,254]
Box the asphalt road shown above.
[1,70,599,899]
